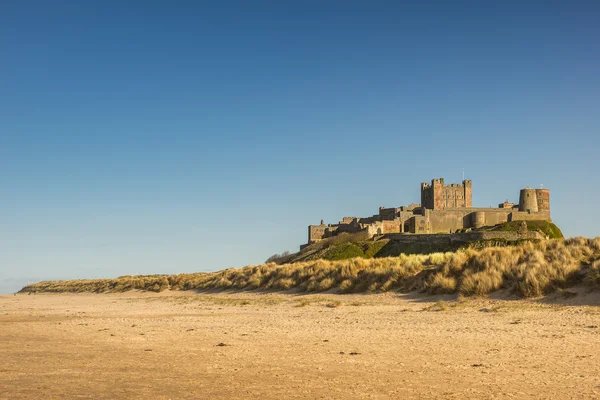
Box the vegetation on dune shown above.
[269,221,563,264]
[322,242,365,260]
[20,237,600,298]
[266,232,388,264]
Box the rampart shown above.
[386,230,546,244]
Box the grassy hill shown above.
[475,220,564,239]
[271,232,452,264]
[272,220,564,264]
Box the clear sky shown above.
[1,1,599,293]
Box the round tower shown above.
[472,211,486,229]
[519,188,538,212]
[535,189,550,212]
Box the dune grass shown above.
[20,237,600,299]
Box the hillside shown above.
[273,220,564,264]
[475,220,564,239]
[20,236,599,299]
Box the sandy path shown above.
[0,291,599,399]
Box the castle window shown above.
[418,227,424,231]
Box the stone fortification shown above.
[305,178,551,246]
[421,179,472,210]
[386,230,546,245]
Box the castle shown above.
[305,178,551,247]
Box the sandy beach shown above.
[1,291,599,399]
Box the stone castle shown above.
[305,178,551,246]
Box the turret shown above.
[519,188,538,212]
[472,211,486,228]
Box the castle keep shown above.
[305,178,551,246]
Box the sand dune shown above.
[1,290,599,399]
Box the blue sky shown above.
[1,1,599,293]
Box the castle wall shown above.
[358,216,378,224]
[425,209,469,233]
[308,225,328,243]
[379,207,402,221]
[498,201,515,209]
[336,221,362,234]
[481,210,514,226]
[366,224,379,237]
[441,184,468,208]
[382,220,402,234]
[386,230,546,244]
[424,208,521,234]
[409,215,428,233]
[366,219,403,236]
[402,203,420,211]
[398,211,416,231]
[510,210,551,222]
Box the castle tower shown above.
[463,180,472,208]
[431,178,445,209]
[518,188,538,212]
[535,189,550,212]
[420,178,472,210]
[472,211,486,228]
[420,182,434,210]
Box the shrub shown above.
[317,278,336,292]
[585,259,600,286]
[427,273,457,294]
[339,279,354,293]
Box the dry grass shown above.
[422,301,449,312]
[20,237,600,299]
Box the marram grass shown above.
[20,237,600,298]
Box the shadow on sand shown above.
[184,284,599,307]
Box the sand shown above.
[0,290,599,399]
